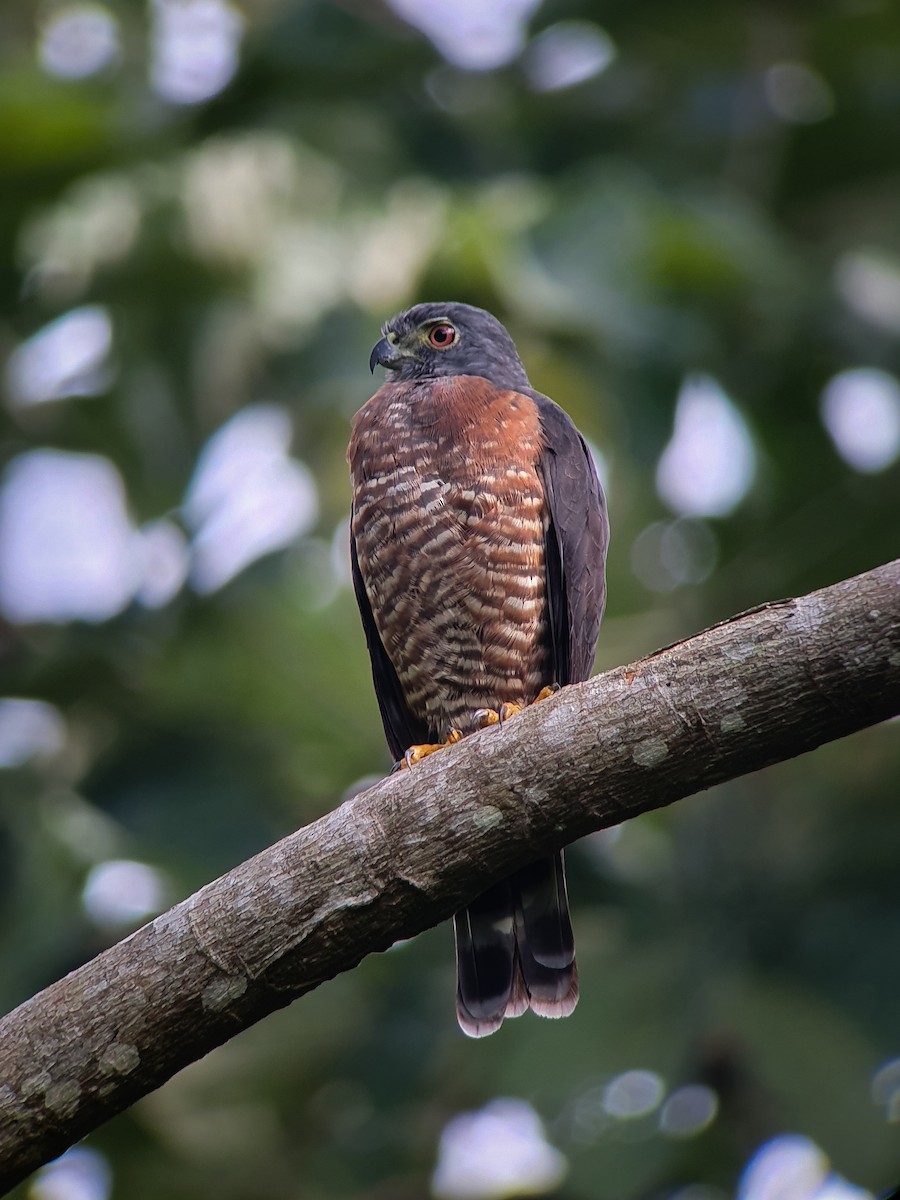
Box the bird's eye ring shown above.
[428,323,457,349]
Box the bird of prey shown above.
[348,301,608,1037]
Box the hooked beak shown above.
[369,336,402,373]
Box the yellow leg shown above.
[399,728,463,770]
[472,702,523,729]
[471,686,559,731]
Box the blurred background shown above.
[1,1,899,1197]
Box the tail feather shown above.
[525,960,579,1020]
[515,855,575,970]
[454,851,578,1037]
[453,880,516,1038]
[504,955,530,1020]
[455,992,506,1039]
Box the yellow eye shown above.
[428,323,457,349]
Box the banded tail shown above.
[453,851,578,1038]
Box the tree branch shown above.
[1,560,899,1190]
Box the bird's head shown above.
[369,302,530,391]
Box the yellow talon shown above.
[472,687,558,732]
[472,708,499,729]
[399,728,462,769]
[471,701,524,729]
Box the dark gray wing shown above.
[529,391,609,686]
[350,524,429,762]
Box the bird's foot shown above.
[472,685,560,731]
[395,728,463,771]
[472,702,523,729]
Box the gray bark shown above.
[1,559,899,1190]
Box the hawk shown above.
[348,302,608,1037]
